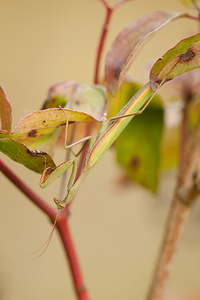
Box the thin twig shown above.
[94,2,113,84]
[94,0,132,84]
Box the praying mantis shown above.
[39,82,154,208]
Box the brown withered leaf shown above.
[0,85,12,131]
[105,11,187,96]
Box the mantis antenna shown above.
[29,208,59,259]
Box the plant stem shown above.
[94,2,113,84]
[146,116,200,300]
[0,158,90,300]
[179,103,188,174]
[146,197,192,300]
[94,0,131,84]
[57,215,90,300]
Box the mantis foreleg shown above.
[40,159,77,189]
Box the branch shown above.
[146,116,200,300]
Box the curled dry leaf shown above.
[0,85,12,131]
[150,33,200,92]
[105,11,187,96]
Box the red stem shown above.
[57,216,90,300]
[94,0,132,84]
[94,2,113,84]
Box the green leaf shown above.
[107,81,141,118]
[0,138,56,173]
[0,130,10,139]
[161,126,179,170]
[115,90,164,192]
[42,96,67,109]
[105,11,187,96]
[150,33,200,92]
[42,81,108,121]
[0,85,12,131]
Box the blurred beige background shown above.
[1,0,200,299]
